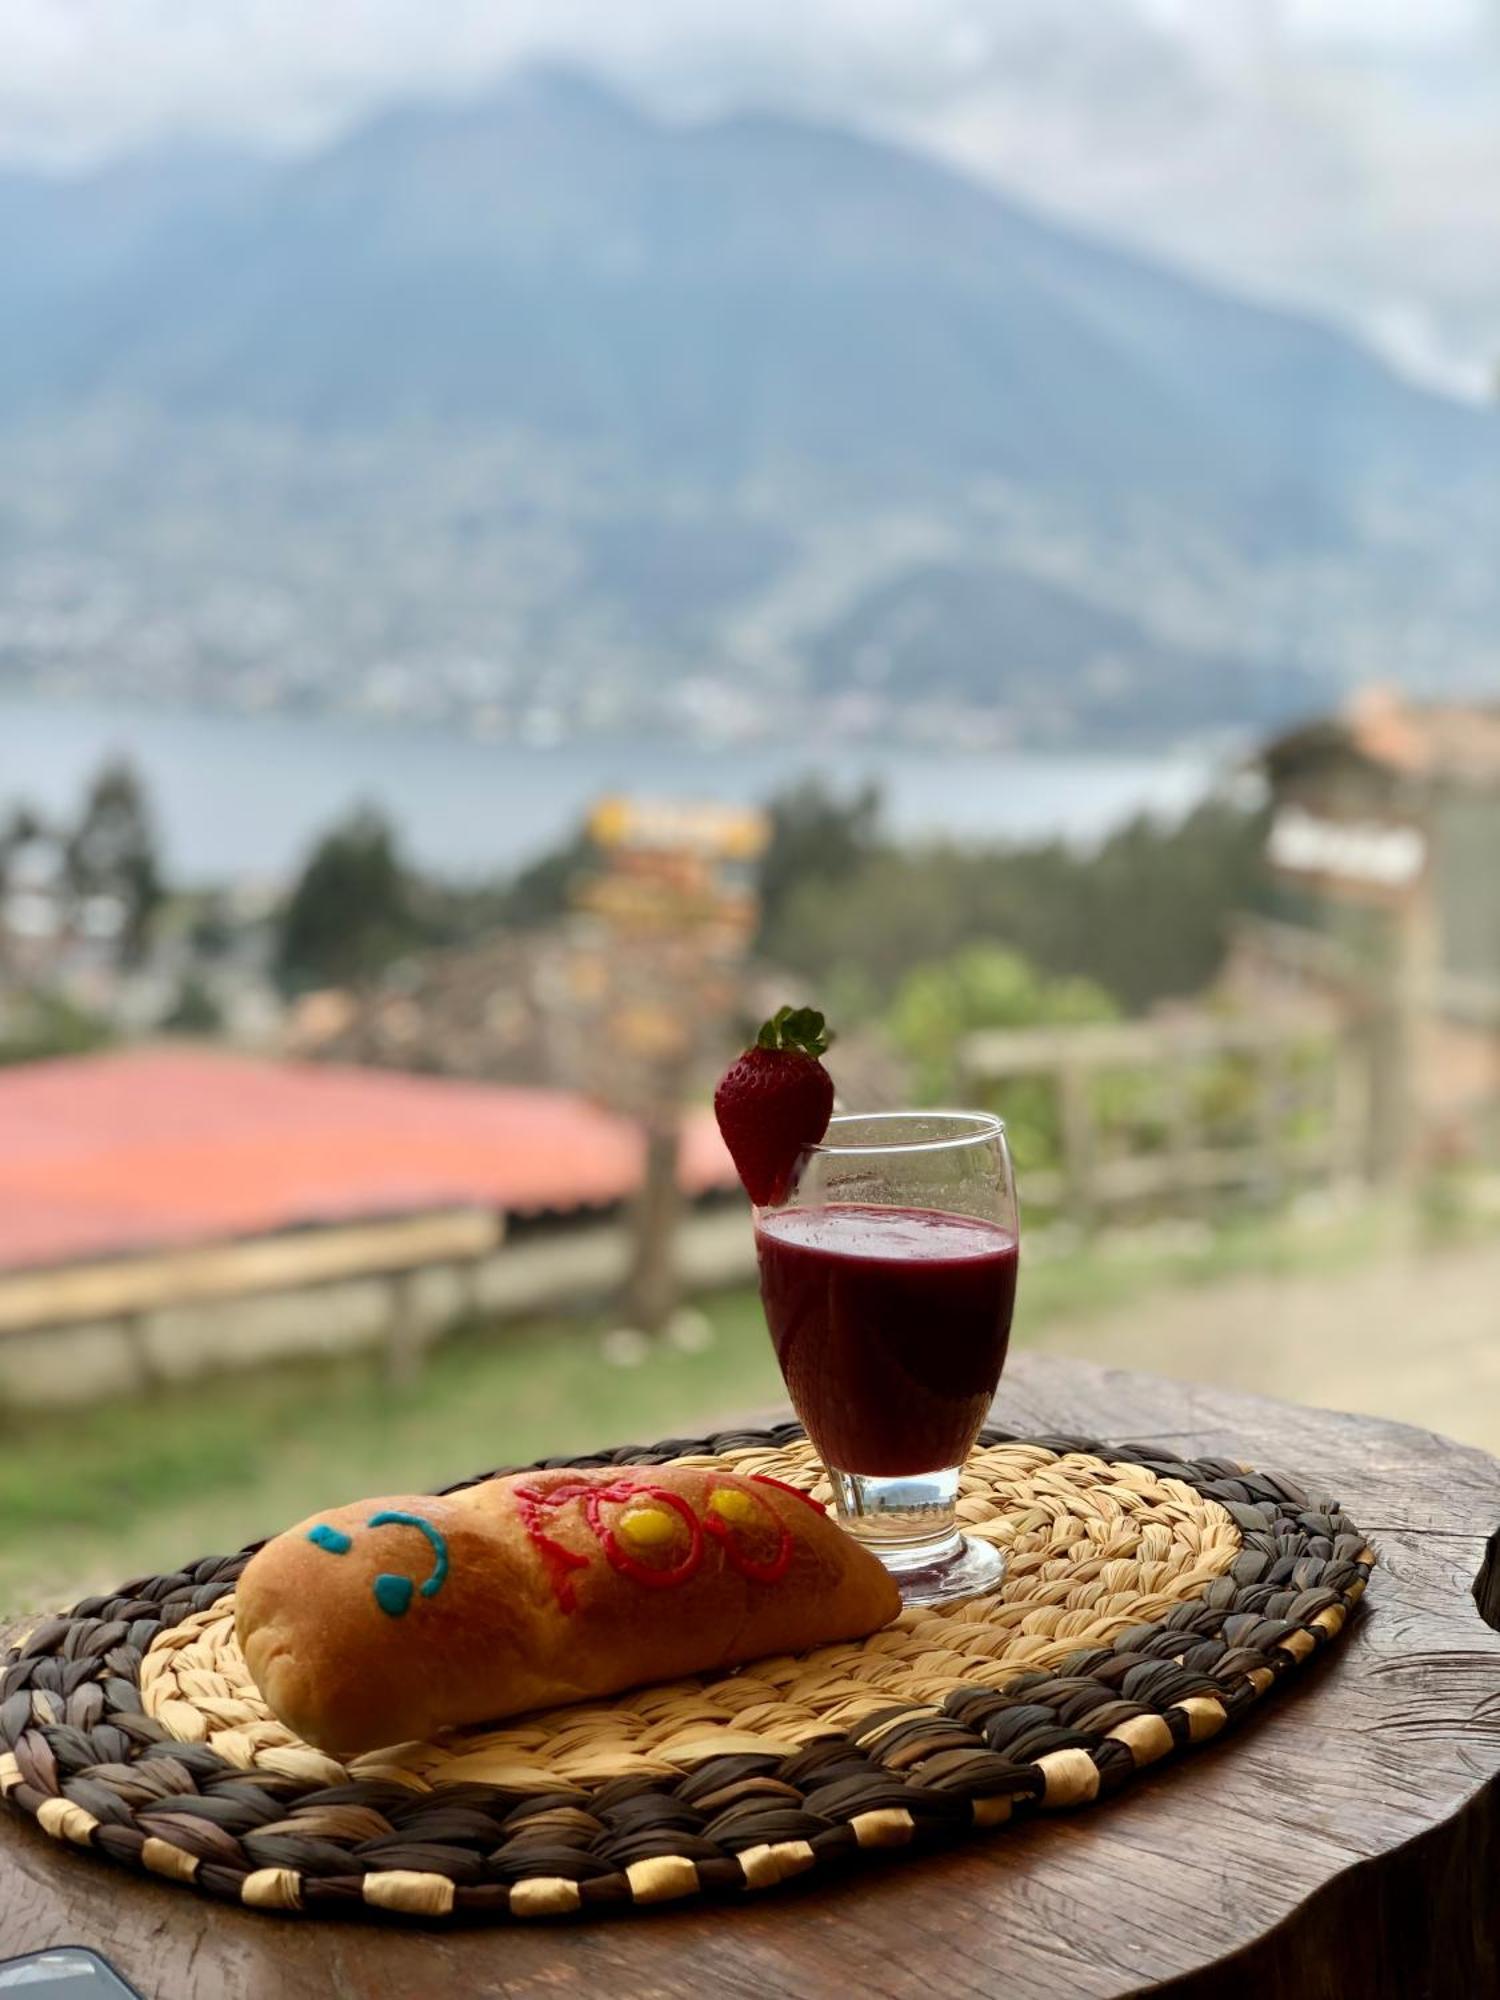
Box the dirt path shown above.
[1029,1234,1500,1454]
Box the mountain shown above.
[0,144,272,407]
[0,67,1495,745]
[810,563,1321,744]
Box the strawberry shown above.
[714,1005,835,1206]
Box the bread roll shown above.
[235,1463,900,1753]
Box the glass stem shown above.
[827,1465,963,1568]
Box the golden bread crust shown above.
[235,1465,899,1753]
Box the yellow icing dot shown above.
[709,1487,758,1526]
[619,1506,678,1548]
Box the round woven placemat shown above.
[0,1423,1373,1923]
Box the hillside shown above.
[0,67,1494,744]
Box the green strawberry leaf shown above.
[754,1005,832,1057]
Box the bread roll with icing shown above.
[235,1463,900,1753]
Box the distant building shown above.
[0,1047,743,1410]
[0,826,127,986]
[1227,687,1500,1165]
[283,932,566,1083]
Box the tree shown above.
[499,828,592,928]
[759,795,1268,1018]
[0,803,44,863]
[0,804,44,975]
[889,945,1116,1101]
[275,807,419,991]
[755,778,882,952]
[0,992,110,1067]
[886,944,1121,1179]
[1005,799,1270,1012]
[160,974,224,1037]
[64,761,163,965]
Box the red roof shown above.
[0,1048,738,1274]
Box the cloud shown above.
[900,7,1500,395]
[1,0,1485,161]
[0,0,1034,161]
[1,0,1498,392]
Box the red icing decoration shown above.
[513,1483,591,1613]
[704,1483,794,1584]
[512,1470,806,1608]
[586,1483,704,1589]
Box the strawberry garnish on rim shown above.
[713,1005,835,1207]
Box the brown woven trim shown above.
[0,1423,1374,1923]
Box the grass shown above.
[0,1292,784,1619]
[0,1195,1402,1621]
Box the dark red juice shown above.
[755,1204,1019,1478]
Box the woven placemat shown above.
[0,1423,1373,1922]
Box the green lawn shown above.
[0,1292,786,1620]
[0,1199,1398,1621]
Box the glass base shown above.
[880,1531,1006,1607]
[826,1464,1008,1607]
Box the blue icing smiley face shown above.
[305,1508,450,1618]
[306,1523,351,1555]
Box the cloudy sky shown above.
[5,0,1499,394]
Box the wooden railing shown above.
[958,1016,1369,1219]
[0,1209,502,1336]
[0,1203,762,1411]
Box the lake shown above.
[0,695,1222,882]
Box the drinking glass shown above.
[754,1110,1019,1606]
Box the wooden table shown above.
[4,1354,1499,1999]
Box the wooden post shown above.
[384,1268,424,1389]
[1253,1036,1288,1201]
[1056,1058,1096,1229]
[1365,906,1424,1188]
[1161,1048,1197,1210]
[621,1112,683,1338]
[1332,1033,1370,1183]
[118,1310,159,1396]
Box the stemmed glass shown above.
[754,1111,1019,1607]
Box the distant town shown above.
[2,407,1495,758]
